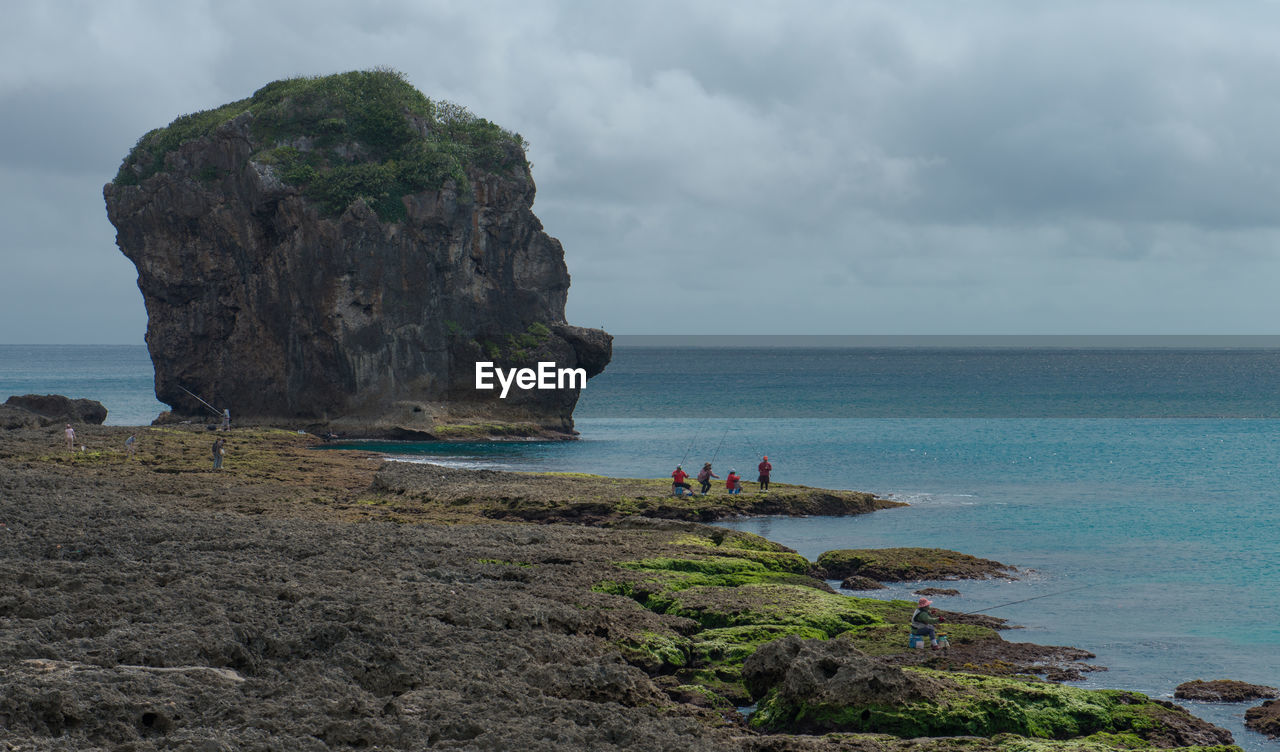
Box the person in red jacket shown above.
[671,465,692,495]
[757,455,772,491]
[725,469,742,495]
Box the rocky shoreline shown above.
[0,425,1252,750]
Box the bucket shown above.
[908,634,926,649]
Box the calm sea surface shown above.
[3,344,1277,747]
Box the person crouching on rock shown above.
[671,465,692,496]
[697,462,719,494]
[911,597,946,649]
[725,469,742,495]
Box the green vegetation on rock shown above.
[817,547,1016,581]
[597,535,1002,716]
[751,669,1224,745]
[114,68,528,222]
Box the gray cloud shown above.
[3,0,1280,343]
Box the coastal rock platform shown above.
[0,425,1241,751]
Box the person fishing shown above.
[671,465,692,495]
[697,462,720,494]
[725,469,742,495]
[911,597,946,649]
[757,455,772,491]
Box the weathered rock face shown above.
[103,71,610,437]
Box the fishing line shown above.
[710,426,730,464]
[678,419,707,466]
[960,585,1093,615]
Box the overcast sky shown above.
[3,1,1280,343]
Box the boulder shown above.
[1246,699,1280,737]
[1175,678,1278,702]
[914,587,961,597]
[838,575,885,591]
[742,635,938,705]
[816,547,1016,581]
[3,395,107,426]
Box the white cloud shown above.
[5,0,1280,342]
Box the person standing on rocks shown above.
[64,423,75,451]
[221,408,231,431]
[911,597,946,649]
[757,455,772,491]
[697,462,720,494]
[125,434,136,458]
[212,437,226,470]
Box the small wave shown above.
[386,456,518,471]
[884,491,980,506]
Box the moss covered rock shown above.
[747,640,1234,747]
[840,576,887,591]
[817,548,1016,581]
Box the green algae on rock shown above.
[596,533,1003,714]
[744,637,1236,748]
[818,548,1016,581]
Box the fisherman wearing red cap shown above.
[911,597,946,649]
[757,455,772,491]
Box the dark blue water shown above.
[5,344,1277,747]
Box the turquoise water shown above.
[0,345,166,425]
[363,415,1280,747]
[4,344,1278,746]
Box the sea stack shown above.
[104,70,610,438]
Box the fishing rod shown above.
[177,385,223,418]
[960,585,1093,616]
[710,426,730,464]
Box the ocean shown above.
[2,343,1277,748]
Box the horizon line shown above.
[7,334,1280,349]
[610,334,1280,348]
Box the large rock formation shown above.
[2,395,108,429]
[104,70,609,437]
